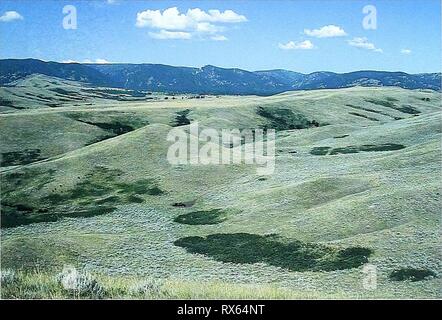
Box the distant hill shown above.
[1,58,440,94]
[0,59,111,87]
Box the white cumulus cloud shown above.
[401,49,412,54]
[136,7,246,40]
[304,25,347,38]
[204,9,247,23]
[278,40,314,50]
[347,37,383,53]
[148,30,192,40]
[136,7,189,30]
[0,11,23,22]
[211,35,228,41]
[94,58,111,64]
[62,59,111,64]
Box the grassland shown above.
[1,75,441,299]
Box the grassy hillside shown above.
[1,75,441,299]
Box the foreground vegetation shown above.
[2,268,437,299]
[1,269,350,299]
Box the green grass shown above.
[365,98,421,114]
[346,104,403,120]
[1,269,366,299]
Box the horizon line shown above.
[1,57,441,75]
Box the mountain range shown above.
[1,58,440,95]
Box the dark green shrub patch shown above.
[346,104,402,120]
[365,98,420,115]
[78,120,134,135]
[0,97,22,109]
[364,98,396,109]
[50,88,78,96]
[46,103,63,108]
[348,112,379,122]
[389,268,437,282]
[396,105,420,115]
[115,178,162,195]
[1,166,163,228]
[256,106,322,131]
[145,186,165,196]
[174,209,226,225]
[49,88,85,101]
[310,147,331,155]
[172,200,196,208]
[311,144,405,156]
[174,233,372,271]
[125,195,144,203]
[358,143,405,152]
[329,146,360,155]
[66,113,149,136]
[1,149,47,166]
[173,109,191,127]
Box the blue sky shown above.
[0,0,440,73]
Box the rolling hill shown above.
[1,75,441,298]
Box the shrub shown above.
[174,233,372,272]
[256,106,322,131]
[174,209,226,225]
[56,266,104,298]
[1,269,18,286]
[389,268,436,282]
[130,278,168,298]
